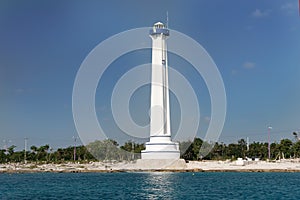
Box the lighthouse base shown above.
[135,159,186,170]
[141,136,180,159]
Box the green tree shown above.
[279,139,293,159]
[7,145,16,155]
[86,139,121,161]
[292,141,300,158]
[180,138,204,160]
[238,139,247,158]
[0,149,7,163]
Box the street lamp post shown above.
[73,136,77,161]
[24,138,28,164]
[268,126,272,160]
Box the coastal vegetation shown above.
[1,137,300,163]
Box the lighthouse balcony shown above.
[149,28,169,36]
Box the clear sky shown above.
[1,0,300,150]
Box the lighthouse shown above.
[141,22,180,159]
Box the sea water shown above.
[0,172,300,199]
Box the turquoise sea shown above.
[1,172,300,199]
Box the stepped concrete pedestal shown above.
[135,159,187,170]
[141,136,180,160]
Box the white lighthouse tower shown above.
[141,22,180,160]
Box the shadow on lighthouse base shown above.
[135,159,187,170]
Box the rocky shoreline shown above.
[1,159,300,173]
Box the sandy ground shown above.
[186,159,300,172]
[1,159,300,173]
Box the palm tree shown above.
[7,145,16,155]
[293,132,300,142]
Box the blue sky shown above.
[1,0,300,150]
